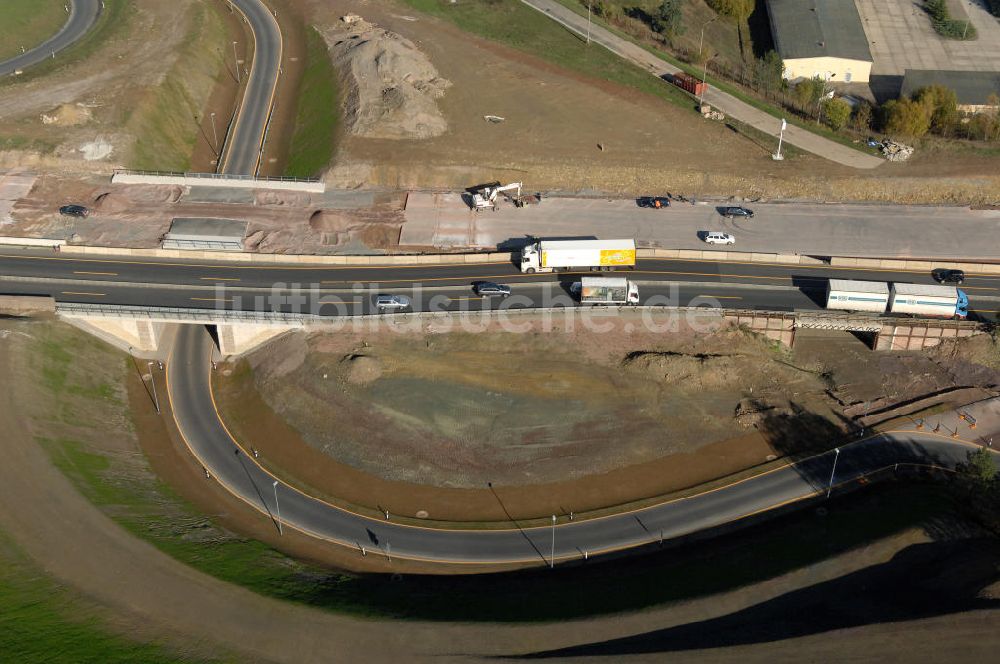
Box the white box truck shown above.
[889,283,968,319]
[825,280,891,313]
[519,239,636,273]
[578,277,639,305]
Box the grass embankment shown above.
[126,1,228,170]
[284,27,340,178]
[22,322,960,623]
[0,529,211,663]
[400,0,691,108]
[0,0,129,87]
[0,0,67,62]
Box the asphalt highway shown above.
[0,0,101,77]
[169,324,990,564]
[219,0,282,176]
[0,248,996,320]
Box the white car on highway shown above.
[702,232,735,245]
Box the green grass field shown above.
[284,27,340,178]
[401,0,690,107]
[0,0,67,63]
[0,529,213,663]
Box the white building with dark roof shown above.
[767,0,873,83]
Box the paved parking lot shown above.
[400,192,1000,259]
[857,0,1000,76]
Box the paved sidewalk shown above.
[519,0,885,170]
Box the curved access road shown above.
[167,324,999,566]
[219,0,282,176]
[0,0,102,77]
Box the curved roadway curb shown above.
[166,325,998,567]
[0,0,101,77]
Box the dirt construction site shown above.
[213,312,1000,521]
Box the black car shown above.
[59,204,90,218]
[637,196,670,209]
[473,281,511,297]
[932,268,965,285]
[722,206,753,219]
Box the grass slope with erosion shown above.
[284,26,340,178]
[124,1,229,171]
[0,0,69,63]
[5,318,996,625]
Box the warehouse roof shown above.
[767,0,872,63]
[901,69,1000,106]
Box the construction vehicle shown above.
[470,182,523,212]
[577,277,639,305]
[519,238,636,273]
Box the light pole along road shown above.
[217,0,283,176]
[168,324,998,566]
[0,0,102,77]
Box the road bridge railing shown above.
[111,169,324,193]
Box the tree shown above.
[852,101,874,132]
[651,0,685,38]
[881,98,931,137]
[821,98,852,130]
[707,0,754,21]
[962,447,997,488]
[793,77,825,109]
[913,84,958,134]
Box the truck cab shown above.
[956,289,969,319]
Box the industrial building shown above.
[901,69,1000,114]
[766,0,873,84]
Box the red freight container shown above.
[672,72,706,97]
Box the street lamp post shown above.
[273,480,282,535]
[210,112,219,153]
[550,514,556,569]
[147,362,160,414]
[699,53,717,108]
[233,41,241,83]
[587,1,592,45]
[698,16,718,60]
[826,447,841,499]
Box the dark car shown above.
[932,268,965,285]
[721,206,753,219]
[637,196,670,209]
[59,204,90,218]
[473,281,511,297]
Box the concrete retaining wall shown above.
[110,172,325,194]
[0,236,65,248]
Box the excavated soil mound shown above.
[323,15,451,140]
[344,354,383,386]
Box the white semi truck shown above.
[825,279,968,319]
[577,277,639,305]
[519,239,636,273]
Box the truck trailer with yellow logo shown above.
[519,238,636,273]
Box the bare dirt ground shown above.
[296,0,1000,204]
[1,318,999,663]
[214,316,1000,522]
[5,174,406,252]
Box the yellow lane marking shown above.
[61,291,104,296]
[959,285,999,291]
[190,297,233,302]
[200,277,240,282]
[73,270,117,276]
[967,309,997,313]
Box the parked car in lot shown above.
[374,294,411,311]
[473,281,511,297]
[932,268,965,285]
[637,196,670,209]
[59,204,90,218]
[702,231,735,245]
[721,206,753,220]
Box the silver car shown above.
[374,294,411,311]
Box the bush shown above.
[821,98,851,130]
[852,101,873,132]
[881,98,931,137]
[706,0,754,21]
[913,84,958,134]
[652,0,685,38]
[792,77,825,108]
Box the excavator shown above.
[469,181,523,212]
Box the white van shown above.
[703,232,735,245]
